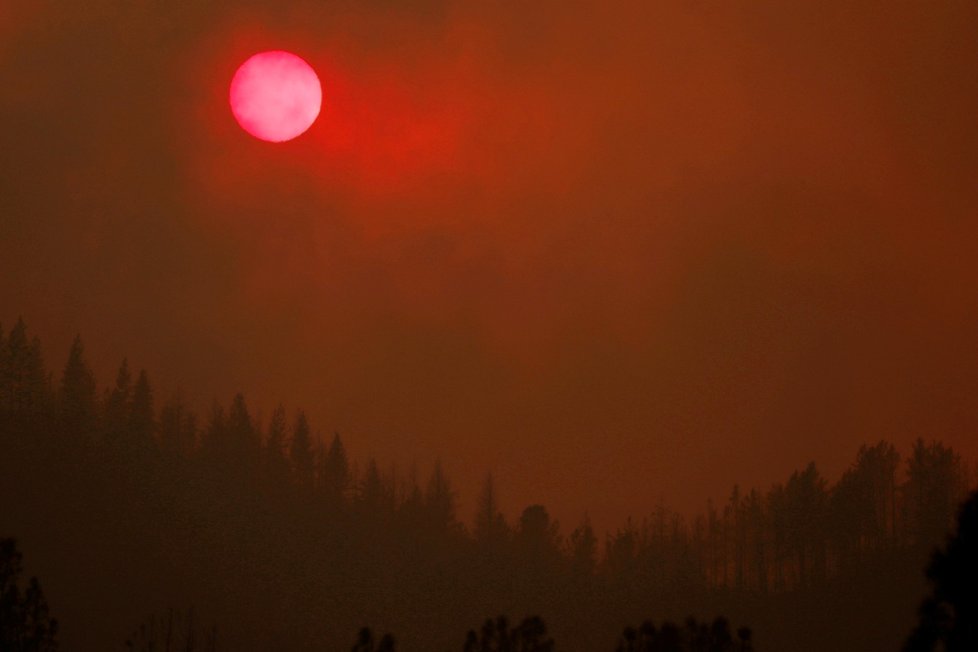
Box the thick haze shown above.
[2,0,977,533]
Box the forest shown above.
[0,317,975,651]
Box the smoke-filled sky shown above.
[2,0,977,533]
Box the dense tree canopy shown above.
[0,319,974,651]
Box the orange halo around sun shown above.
[229,50,322,143]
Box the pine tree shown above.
[424,460,457,533]
[0,322,7,413]
[745,488,767,593]
[289,409,314,486]
[474,473,508,550]
[784,462,828,588]
[200,401,227,466]
[350,627,396,652]
[3,321,30,413]
[568,514,598,576]
[159,392,195,457]
[2,320,48,415]
[223,393,259,482]
[904,439,964,549]
[322,432,350,504]
[606,519,640,580]
[60,335,96,440]
[263,404,289,486]
[129,369,156,454]
[358,458,384,512]
[103,358,132,449]
[517,504,560,564]
[25,337,48,416]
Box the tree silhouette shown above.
[129,369,156,455]
[351,627,395,652]
[743,488,767,593]
[605,519,639,581]
[510,616,554,652]
[59,335,96,440]
[0,323,5,409]
[474,473,509,553]
[568,514,598,577]
[617,616,746,652]
[225,393,258,478]
[289,409,314,486]
[783,463,827,588]
[463,616,553,652]
[0,319,49,415]
[616,619,682,652]
[200,400,226,465]
[517,505,560,561]
[125,609,216,652]
[0,539,58,652]
[357,457,386,513]
[735,627,753,652]
[321,432,350,504]
[159,391,196,457]
[904,490,978,652]
[102,358,132,449]
[262,404,290,486]
[904,439,964,549]
[424,460,457,534]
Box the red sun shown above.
[229,51,322,143]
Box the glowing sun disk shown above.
[229,50,321,143]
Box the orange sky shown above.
[2,1,977,534]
